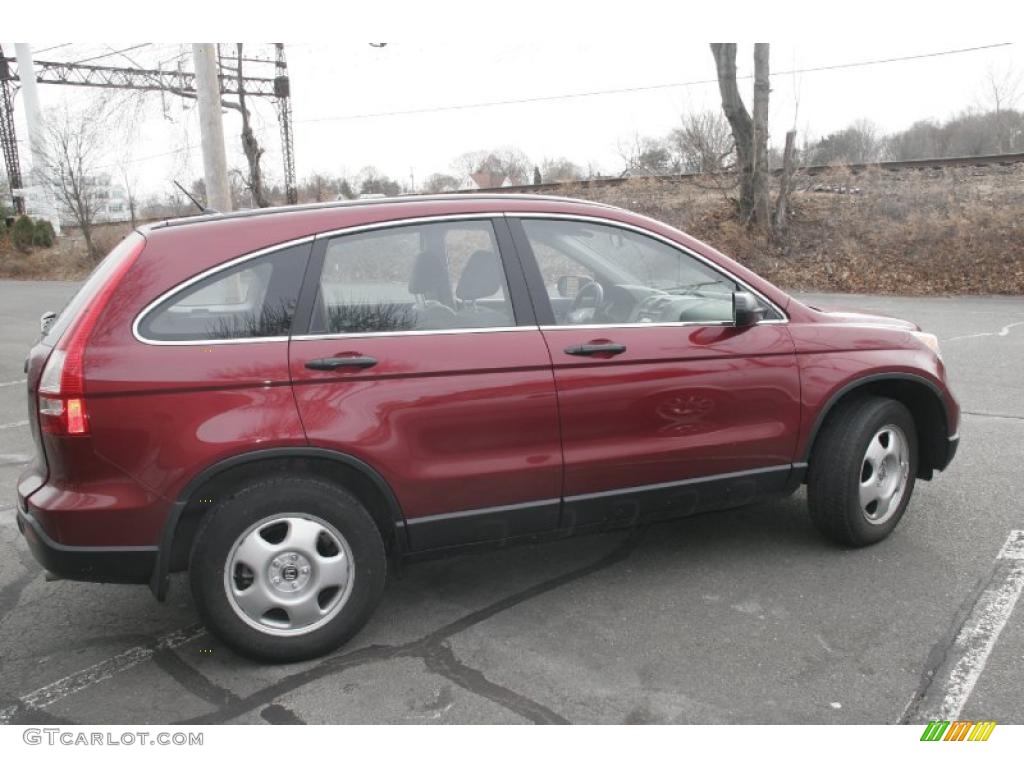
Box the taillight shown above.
[37,236,145,436]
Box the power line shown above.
[34,43,72,55]
[297,42,1013,124]
[69,44,151,66]
[92,143,199,171]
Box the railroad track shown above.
[466,151,1024,194]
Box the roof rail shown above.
[143,192,619,230]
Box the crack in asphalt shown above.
[897,567,994,724]
[172,528,645,725]
[421,641,568,724]
[151,647,242,710]
[962,410,1024,422]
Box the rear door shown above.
[509,215,801,530]
[288,216,562,551]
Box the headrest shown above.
[408,251,449,300]
[456,250,503,301]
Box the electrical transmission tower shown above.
[275,44,297,205]
[0,48,25,213]
[0,43,297,211]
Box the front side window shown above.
[137,243,308,342]
[520,219,776,326]
[309,220,515,335]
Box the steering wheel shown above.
[569,280,605,320]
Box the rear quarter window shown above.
[136,242,309,342]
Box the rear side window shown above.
[43,232,146,346]
[308,220,515,335]
[136,243,309,342]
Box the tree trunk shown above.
[81,222,97,261]
[236,45,270,208]
[773,129,797,238]
[710,44,754,220]
[751,43,771,228]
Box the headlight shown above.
[911,331,941,357]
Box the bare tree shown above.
[981,64,1022,153]
[669,111,735,173]
[453,147,532,187]
[711,44,799,237]
[539,157,584,182]
[119,164,139,228]
[356,167,401,196]
[422,173,461,193]
[617,134,677,176]
[808,119,882,164]
[710,43,756,220]
[231,44,270,207]
[37,100,111,260]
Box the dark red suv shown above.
[16,194,959,661]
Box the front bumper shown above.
[16,497,156,584]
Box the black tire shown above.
[807,396,918,547]
[189,476,387,662]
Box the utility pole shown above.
[13,45,45,173]
[13,44,59,230]
[192,44,232,212]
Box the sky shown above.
[4,38,1022,199]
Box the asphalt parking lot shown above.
[1,280,1022,725]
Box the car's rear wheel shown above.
[807,396,918,546]
[189,476,386,662]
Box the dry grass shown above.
[556,164,1024,295]
[0,223,134,280]
[3,166,1022,294]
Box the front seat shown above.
[455,250,513,327]
[408,251,457,329]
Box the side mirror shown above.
[557,275,592,298]
[40,311,57,336]
[732,292,765,327]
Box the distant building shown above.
[84,174,131,224]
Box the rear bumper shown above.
[16,497,156,585]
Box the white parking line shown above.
[0,420,29,430]
[945,321,1024,342]
[925,530,1024,721]
[0,625,206,724]
[0,379,26,388]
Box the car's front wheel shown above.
[807,396,918,547]
[189,476,387,662]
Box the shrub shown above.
[11,215,35,253]
[32,218,56,248]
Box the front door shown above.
[288,217,562,551]
[509,216,801,530]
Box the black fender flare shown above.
[149,447,407,600]
[801,371,953,465]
